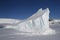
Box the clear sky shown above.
[0,0,60,19]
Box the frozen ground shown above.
[0,22,60,40]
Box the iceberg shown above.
[16,8,49,32]
[13,8,55,35]
[0,8,55,35]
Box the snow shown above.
[49,19,60,25]
[0,23,60,40]
[0,18,22,24]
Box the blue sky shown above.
[0,0,60,19]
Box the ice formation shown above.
[14,8,55,35]
[16,8,49,32]
[0,8,55,35]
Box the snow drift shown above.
[0,8,55,36]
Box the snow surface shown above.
[0,21,60,40]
